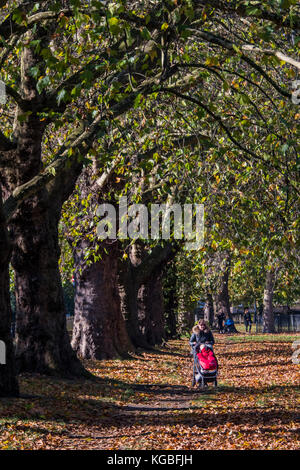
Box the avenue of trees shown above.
[0,0,299,397]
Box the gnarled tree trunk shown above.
[119,243,154,349]
[120,242,177,348]
[1,36,86,377]
[0,197,19,396]
[12,204,86,376]
[72,240,134,359]
[138,273,165,346]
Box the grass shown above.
[183,323,300,343]
[217,323,300,343]
[221,332,300,343]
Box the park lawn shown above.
[0,332,299,450]
[220,325,300,343]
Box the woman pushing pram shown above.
[189,321,218,389]
[189,320,215,352]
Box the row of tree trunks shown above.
[0,196,19,396]
[69,168,153,359]
[119,275,151,351]
[119,242,177,351]
[71,238,176,359]
[128,243,166,348]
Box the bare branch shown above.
[241,45,300,71]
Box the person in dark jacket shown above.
[189,320,215,350]
[216,311,225,333]
[243,307,252,333]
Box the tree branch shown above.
[44,77,160,202]
[200,0,300,31]
[241,45,300,71]
[0,6,86,40]
[195,30,292,99]
[5,84,28,108]
[159,86,300,197]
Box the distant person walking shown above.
[243,307,252,333]
[216,311,225,333]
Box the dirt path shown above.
[0,335,299,450]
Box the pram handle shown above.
[192,342,214,352]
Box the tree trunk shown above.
[138,273,165,346]
[119,245,153,350]
[163,262,178,339]
[215,253,233,319]
[11,205,87,377]
[177,281,195,332]
[72,241,134,359]
[215,275,232,319]
[120,242,177,348]
[123,273,166,348]
[203,291,214,327]
[214,252,237,332]
[0,197,19,397]
[0,38,87,377]
[263,264,276,333]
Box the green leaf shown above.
[57,89,68,106]
[29,66,40,79]
[36,76,50,94]
[134,93,144,109]
[108,17,121,35]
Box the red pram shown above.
[197,347,218,371]
[192,344,218,389]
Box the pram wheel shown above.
[192,378,196,387]
[198,378,205,390]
